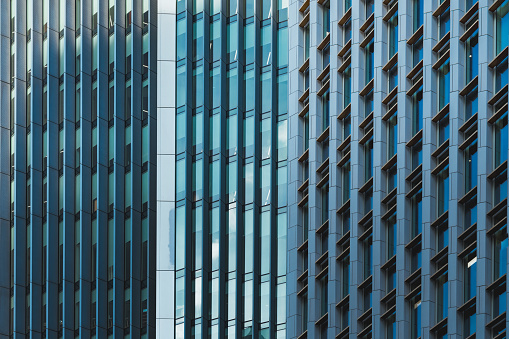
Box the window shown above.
[363,235,373,279]
[322,0,330,38]
[387,113,397,159]
[411,190,422,237]
[464,250,477,302]
[364,136,373,181]
[365,89,373,118]
[465,86,478,120]
[465,29,478,82]
[437,165,449,216]
[341,159,351,203]
[387,213,397,259]
[412,87,423,135]
[413,0,423,32]
[436,271,448,321]
[436,223,448,252]
[343,64,352,108]
[496,0,509,54]
[438,58,450,110]
[365,0,374,18]
[388,63,398,93]
[438,5,450,39]
[493,225,508,279]
[437,113,449,146]
[365,38,374,84]
[464,194,477,229]
[410,293,422,339]
[494,55,508,93]
[411,139,422,170]
[464,303,476,337]
[388,11,398,59]
[465,140,477,192]
[322,89,330,131]
[412,36,423,67]
[494,111,508,168]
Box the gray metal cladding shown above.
[288,0,509,338]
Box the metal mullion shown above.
[0,2,11,336]
[78,0,93,335]
[94,0,111,335]
[146,3,157,334]
[11,0,29,336]
[28,0,44,333]
[42,1,61,336]
[128,4,143,332]
[61,1,78,334]
[111,1,127,335]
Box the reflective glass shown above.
[496,0,509,54]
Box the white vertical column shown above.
[156,0,176,338]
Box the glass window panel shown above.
[244,68,255,111]
[260,164,271,205]
[210,20,221,61]
[244,210,254,273]
[177,65,186,107]
[228,67,238,109]
[494,112,508,168]
[192,159,203,201]
[277,73,288,115]
[209,160,219,201]
[244,162,254,204]
[177,18,186,61]
[244,115,254,155]
[466,31,478,82]
[438,59,450,110]
[496,0,509,54]
[210,113,220,153]
[244,23,255,64]
[193,111,204,153]
[465,140,477,191]
[227,22,238,63]
[193,19,204,61]
[261,118,271,159]
[388,12,398,59]
[261,71,272,113]
[228,208,237,271]
[210,67,221,109]
[227,112,238,154]
[260,212,271,275]
[493,226,508,279]
[227,160,237,202]
[193,65,204,108]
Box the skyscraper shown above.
[157,0,289,337]
[286,0,509,338]
[1,0,156,337]
[4,0,509,338]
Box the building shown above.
[156,0,289,337]
[3,0,509,339]
[1,0,157,337]
[286,0,509,338]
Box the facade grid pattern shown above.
[157,0,289,338]
[1,0,157,338]
[287,0,509,338]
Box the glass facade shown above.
[3,0,156,337]
[159,0,288,337]
[4,1,509,338]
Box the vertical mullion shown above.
[94,0,110,336]
[78,0,93,334]
[28,0,44,333]
[0,0,12,335]
[61,0,77,335]
[45,0,60,335]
